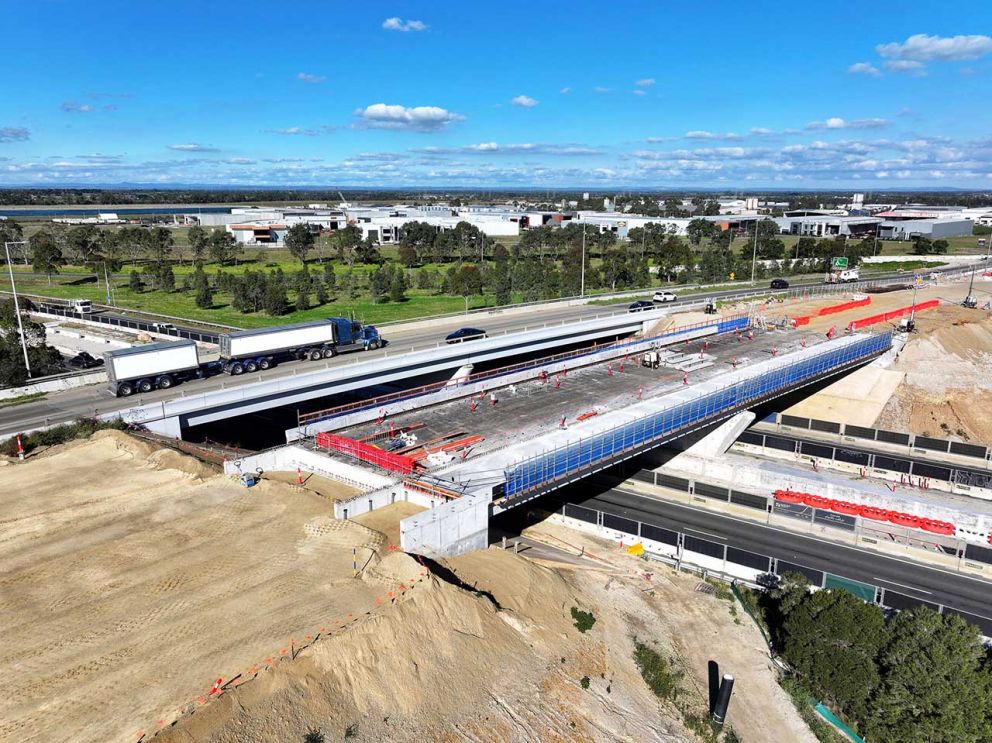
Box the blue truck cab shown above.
[328,317,382,351]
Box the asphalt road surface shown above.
[584,486,992,624]
[0,262,975,438]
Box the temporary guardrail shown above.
[315,431,416,474]
[502,333,892,501]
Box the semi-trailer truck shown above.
[105,340,207,397]
[217,317,382,375]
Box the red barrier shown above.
[772,490,957,537]
[847,299,939,331]
[791,316,811,327]
[817,296,871,317]
[316,432,417,474]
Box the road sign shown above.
[831,257,849,269]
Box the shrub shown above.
[570,606,596,633]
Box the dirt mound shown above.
[157,549,693,743]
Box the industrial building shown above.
[775,215,882,238]
[877,218,973,241]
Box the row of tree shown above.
[0,300,62,387]
[765,573,992,742]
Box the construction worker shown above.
[490,391,498,408]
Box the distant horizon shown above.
[2,2,991,189]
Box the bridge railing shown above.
[500,332,892,503]
[297,312,750,427]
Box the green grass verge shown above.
[0,418,128,457]
[0,391,48,408]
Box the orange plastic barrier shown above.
[817,296,871,317]
[847,299,939,331]
[791,316,811,328]
[772,490,957,537]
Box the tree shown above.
[492,258,512,306]
[369,263,393,302]
[323,262,336,295]
[866,608,992,743]
[128,270,143,293]
[389,269,408,302]
[30,230,64,285]
[284,223,316,266]
[314,276,328,305]
[0,219,25,264]
[0,300,62,386]
[398,221,435,266]
[188,225,209,265]
[686,218,713,245]
[932,239,949,254]
[209,229,239,265]
[158,265,176,292]
[145,227,174,268]
[193,266,213,309]
[263,278,288,316]
[295,287,310,311]
[782,589,888,719]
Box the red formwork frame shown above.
[315,432,417,474]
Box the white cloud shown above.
[382,17,427,32]
[749,127,774,136]
[167,143,220,152]
[61,101,94,113]
[0,127,29,142]
[684,130,715,139]
[264,125,334,136]
[353,103,464,132]
[297,72,325,84]
[632,90,646,96]
[635,78,656,88]
[848,62,881,77]
[560,87,572,94]
[884,59,927,75]
[511,95,539,108]
[411,142,601,156]
[877,33,992,62]
[805,117,888,130]
[593,86,610,93]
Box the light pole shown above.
[4,240,32,378]
[580,223,586,297]
[749,218,759,284]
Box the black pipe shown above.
[712,674,735,726]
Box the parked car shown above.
[628,300,655,312]
[445,327,487,343]
[66,351,104,370]
[150,322,177,334]
[652,290,678,303]
[770,278,790,289]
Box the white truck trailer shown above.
[104,340,204,397]
[217,318,382,375]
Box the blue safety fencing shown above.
[503,332,891,499]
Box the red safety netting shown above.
[847,299,939,331]
[316,432,417,474]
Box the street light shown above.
[580,223,586,297]
[749,218,759,284]
[4,240,32,378]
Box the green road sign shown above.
[824,573,876,602]
[831,257,849,269]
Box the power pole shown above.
[580,224,586,297]
[4,241,32,378]
[750,219,759,284]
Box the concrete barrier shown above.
[0,370,107,400]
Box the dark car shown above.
[66,351,104,370]
[628,300,655,312]
[770,278,790,289]
[445,327,487,344]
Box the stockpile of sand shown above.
[877,309,992,442]
[0,432,379,743]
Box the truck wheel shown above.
[258,358,271,370]
[368,340,380,350]
[158,375,173,390]
[138,379,153,393]
[230,362,244,375]
[244,359,258,373]
[322,347,337,358]
[308,349,322,361]
[118,383,133,397]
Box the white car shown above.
[652,291,678,303]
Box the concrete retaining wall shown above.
[399,493,490,558]
[223,445,396,492]
[0,370,107,400]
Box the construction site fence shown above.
[503,333,892,500]
[315,432,416,474]
[771,413,992,463]
[297,313,750,426]
[557,501,992,636]
[847,299,940,331]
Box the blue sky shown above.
[2,0,991,188]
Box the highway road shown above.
[581,486,992,626]
[0,261,976,438]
